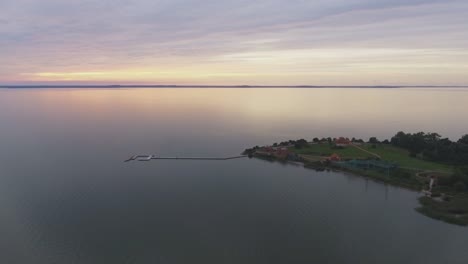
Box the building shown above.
[335,137,351,147]
[275,147,290,159]
[256,146,290,159]
[328,153,341,162]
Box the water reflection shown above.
[1,88,468,264]
[2,87,467,142]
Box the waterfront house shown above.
[275,147,290,159]
[335,137,351,147]
[328,153,341,162]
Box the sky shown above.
[1,0,468,85]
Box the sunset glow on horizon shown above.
[1,0,468,85]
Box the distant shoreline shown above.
[1,85,468,89]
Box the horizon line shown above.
[2,84,468,89]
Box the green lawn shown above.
[417,194,468,226]
[291,143,453,172]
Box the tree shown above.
[391,131,409,146]
[294,139,308,149]
[458,134,468,145]
[425,132,441,143]
[313,137,319,143]
[410,132,428,155]
[389,131,468,165]
[369,137,380,144]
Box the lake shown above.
[1,87,468,263]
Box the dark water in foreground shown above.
[1,88,468,263]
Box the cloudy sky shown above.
[1,0,467,85]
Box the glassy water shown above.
[1,88,468,264]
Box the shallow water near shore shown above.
[1,87,468,264]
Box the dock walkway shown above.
[124,155,247,162]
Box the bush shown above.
[454,181,467,192]
[437,175,453,186]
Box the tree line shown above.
[246,131,468,166]
[389,131,468,165]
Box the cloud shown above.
[0,0,467,85]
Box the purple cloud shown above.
[0,0,467,85]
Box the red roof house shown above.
[335,137,351,147]
[328,153,341,162]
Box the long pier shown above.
[124,155,248,162]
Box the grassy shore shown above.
[249,142,468,226]
[416,195,468,226]
[291,143,453,172]
[329,165,425,190]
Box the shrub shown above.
[454,181,467,192]
[437,175,453,186]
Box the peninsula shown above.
[244,132,468,226]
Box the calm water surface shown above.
[1,88,468,263]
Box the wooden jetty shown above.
[124,155,247,162]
